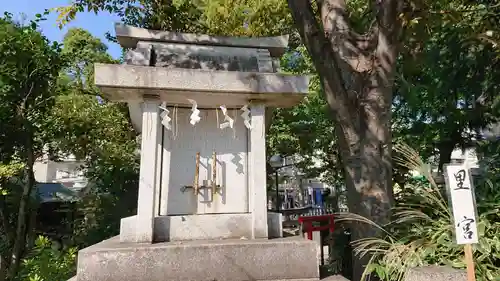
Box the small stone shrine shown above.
[70,23,320,281]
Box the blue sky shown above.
[1,0,122,58]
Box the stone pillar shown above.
[249,104,268,238]
[158,121,171,216]
[135,99,160,243]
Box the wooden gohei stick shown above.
[193,152,200,195]
[212,151,217,198]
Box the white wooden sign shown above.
[444,164,479,245]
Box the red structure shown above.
[298,214,335,240]
[298,214,335,266]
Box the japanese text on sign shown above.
[444,164,479,245]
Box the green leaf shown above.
[375,265,387,280]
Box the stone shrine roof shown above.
[115,23,289,57]
[94,24,308,112]
[94,63,308,108]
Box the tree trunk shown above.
[0,194,13,245]
[0,195,12,281]
[0,255,6,281]
[437,129,461,172]
[287,1,400,280]
[8,129,36,279]
[26,205,38,252]
[335,95,393,281]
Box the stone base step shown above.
[73,236,324,281]
[69,276,348,281]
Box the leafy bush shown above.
[339,143,500,281]
[18,236,76,281]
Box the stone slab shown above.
[115,23,289,57]
[68,275,342,281]
[146,42,264,72]
[125,41,275,73]
[320,276,350,281]
[68,276,346,281]
[267,212,283,238]
[94,64,308,108]
[124,42,151,66]
[405,266,466,281]
[68,274,346,281]
[120,213,283,242]
[76,236,320,281]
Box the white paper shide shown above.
[445,164,479,245]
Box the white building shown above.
[33,154,88,192]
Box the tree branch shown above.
[287,0,353,122]
[0,195,13,244]
[320,0,377,72]
[367,0,402,90]
[373,0,401,46]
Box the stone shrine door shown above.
[162,108,249,215]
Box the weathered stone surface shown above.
[152,44,260,72]
[68,275,346,280]
[120,213,283,243]
[124,43,151,66]
[125,41,276,73]
[76,236,320,281]
[267,212,283,238]
[320,275,350,281]
[114,23,289,57]
[94,63,309,108]
[155,52,259,71]
[405,266,467,281]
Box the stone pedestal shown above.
[120,212,283,242]
[69,23,316,281]
[76,236,320,281]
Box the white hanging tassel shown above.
[240,104,252,129]
[187,99,201,126]
[219,105,234,129]
[159,102,172,130]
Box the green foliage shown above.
[54,0,293,38]
[53,0,206,32]
[46,28,139,247]
[19,236,76,281]
[60,28,117,89]
[0,12,67,278]
[48,94,136,161]
[200,0,293,37]
[268,46,341,184]
[0,12,64,160]
[393,1,500,165]
[47,92,139,248]
[0,162,23,195]
[0,17,136,279]
[339,143,500,281]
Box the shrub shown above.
[338,143,500,281]
[18,236,76,281]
